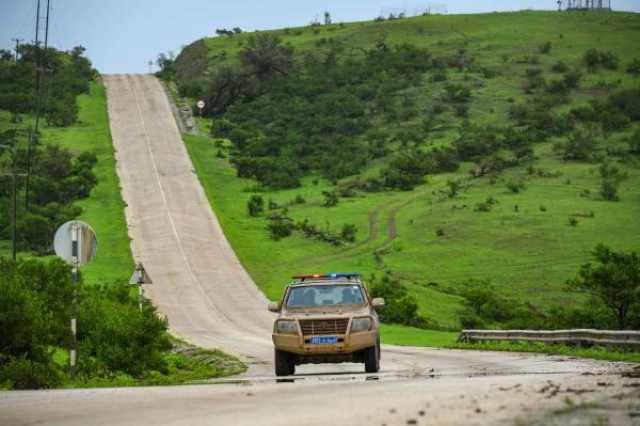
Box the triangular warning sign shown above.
[129,263,153,285]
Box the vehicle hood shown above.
[280,305,371,319]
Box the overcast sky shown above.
[1,1,638,74]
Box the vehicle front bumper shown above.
[272,329,377,356]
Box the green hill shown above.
[171,11,640,333]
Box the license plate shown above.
[309,336,338,345]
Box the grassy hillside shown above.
[0,82,133,284]
[177,11,640,334]
[41,82,133,284]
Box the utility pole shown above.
[11,38,23,61]
[25,0,51,210]
[0,145,26,261]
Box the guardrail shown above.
[457,329,640,350]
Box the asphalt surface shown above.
[1,74,637,426]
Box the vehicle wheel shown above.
[364,339,380,373]
[275,349,295,376]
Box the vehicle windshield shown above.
[286,284,365,307]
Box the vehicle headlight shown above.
[275,320,299,335]
[350,317,372,333]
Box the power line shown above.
[25,0,51,210]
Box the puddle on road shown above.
[205,369,441,386]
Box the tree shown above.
[240,34,293,80]
[568,245,640,329]
[324,11,332,25]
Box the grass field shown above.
[0,81,133,285]
[181,10,640,339]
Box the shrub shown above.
[506,179,525,194]
[267,214,295,240]
[247,195,264,216]
[599,162,627,201]
[340,224,357,243]
[568,217,578,226]
[474,197,497,212]
[628,129,640,155]
[369,273,431,328]
[0,357,63,390]
[627,58,640,76]
[458,280,537,329]
[443,83,471,103]
[584,48,619,70]
[267,199,279,210]
[77,284,171,378]
[322,190,339,207]
[436,227,445,237]
[563,69,582,88]
[556,127,599,161]
[538,41,552,54]
[551,61,569,73]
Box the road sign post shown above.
[196,100,205,117]
[129,263,153,312]
[54,220,97,378]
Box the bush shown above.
[340,224,357,243]
[563,69,582,89]
[538,41,552,54]
[628,129,640,155]
[458,280,537,329]
[322,190,339,207]
[551,61,569,73]
[627,58,640,76]
[369,273,431,328]
[0,357,63,390]
[267,214,295,240]
[584,48,619,70]
[599,162,627,201]
[77,284,171,378]
[556,127,599,161]
[506,179,525,194]
[247,195,264,217]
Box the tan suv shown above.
[268,273,385,376]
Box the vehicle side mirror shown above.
[372,298,385,309]
[268,302,281,313]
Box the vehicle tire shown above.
[364,339,380,373]
[275,349,295,376]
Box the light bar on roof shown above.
[292,273,360,281]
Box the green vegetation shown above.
[178,11,640,339]
[0,258,245,389]
[47,83,134,284]
[449,341,640,364]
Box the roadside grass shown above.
[58,339,246,388]
[449,341,640,364]
[380,324,458,346]
[11,82,133,284]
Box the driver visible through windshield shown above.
[286,285,365,307]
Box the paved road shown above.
[1,74,637,426]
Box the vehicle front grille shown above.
[299,318,349,336]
